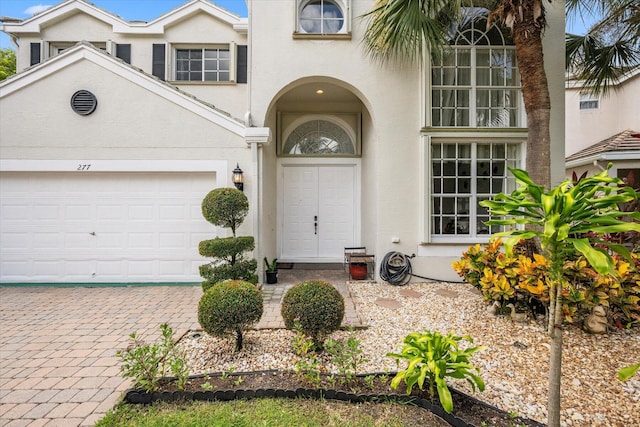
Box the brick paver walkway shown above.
[0,269,364,426]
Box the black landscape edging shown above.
[123,371,545,427]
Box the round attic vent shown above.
[70,90,98,115]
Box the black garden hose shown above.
[379,251,464,285]
[379,252,414,286]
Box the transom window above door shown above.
[431,8,523,128]
[283,120,354,155]
[298,0,347,34]
[175,48,229,82]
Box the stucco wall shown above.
[249,0,421,269]
[566,73,640,156]
[249,0,567,282]
[10,8,249,119]
[0,59,246,162]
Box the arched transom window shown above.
[431,8,522,128]
[283,119,355,155]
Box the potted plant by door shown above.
[264,257,278,284]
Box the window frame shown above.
[428,11,525,129]
[294,0,351,37]
[421,133,526,244]
[277,112,361,157]
[171,44,235,83]
[579,93,599,110]
[47,41,106,58]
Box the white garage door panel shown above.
[0,172,216,283]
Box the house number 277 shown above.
[76,164,91,171]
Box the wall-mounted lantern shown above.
[232,163,244,191]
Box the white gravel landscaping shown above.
[180,280,640,427]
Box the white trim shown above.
[417,244,485,257]
[565,67,640,89]
[565,151,640,168]
[277,157,361,263]
[0,159,228,185]
[0,0,247,36]
[0,44,247,137]
[419,135,430,243]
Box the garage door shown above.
[0,172,216,283]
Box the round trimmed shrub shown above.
[281,280,345,348]
[198,280,263,351]
[201,188,249,236]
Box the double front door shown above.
[281,164,357,261]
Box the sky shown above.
[0,0,248,49]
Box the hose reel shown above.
[379,251,414,286]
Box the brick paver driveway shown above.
[0,286,201,426]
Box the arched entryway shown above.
[267,80,370,263]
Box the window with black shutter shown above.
[236,45,247,84]
[152,44,166,80]
[30,43,41,66]
[115,44,131,64]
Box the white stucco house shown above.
[0,0,566,284]
[565,68,640,185]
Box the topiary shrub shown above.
[199,187,257,289]
[197,280,263,351]
[202,187,249,237]
[281,280,345,349]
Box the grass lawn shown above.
[95,398,448,427]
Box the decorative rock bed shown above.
[173,281,639,426]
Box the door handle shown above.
[314,216,318,235]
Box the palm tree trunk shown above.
[547,282,563,427]
[512,14,551,190]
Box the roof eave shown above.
[566,151,640,168]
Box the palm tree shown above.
[362,0,551,190]
[361,0,559,425]
[566,0,640,95]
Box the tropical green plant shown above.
[362,0,555,189]
[566,0,640,95]
[324,325,367,384]
[281,280,345,349]
[197,280,263,351]
[619,362,640,381]
[387,330,486,414]
[199,187,257,289]
[480,166,640,426]
[116,323,189,392]
[291,320,322,385]
[264,257,278,272]
[454,241,640,325]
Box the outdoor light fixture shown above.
[232,163,244,191]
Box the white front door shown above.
[281,164,357,261]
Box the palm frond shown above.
[360,0,464,65]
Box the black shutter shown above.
[30,43,41,66]
[236,45,247,84]
[115,44,131,64]
[152,43,166,80]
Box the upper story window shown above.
[50,42,106,56]
[176,48,229,82]
[579,93,599,110]
[297,0,347,34]
[431,9,522,128]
